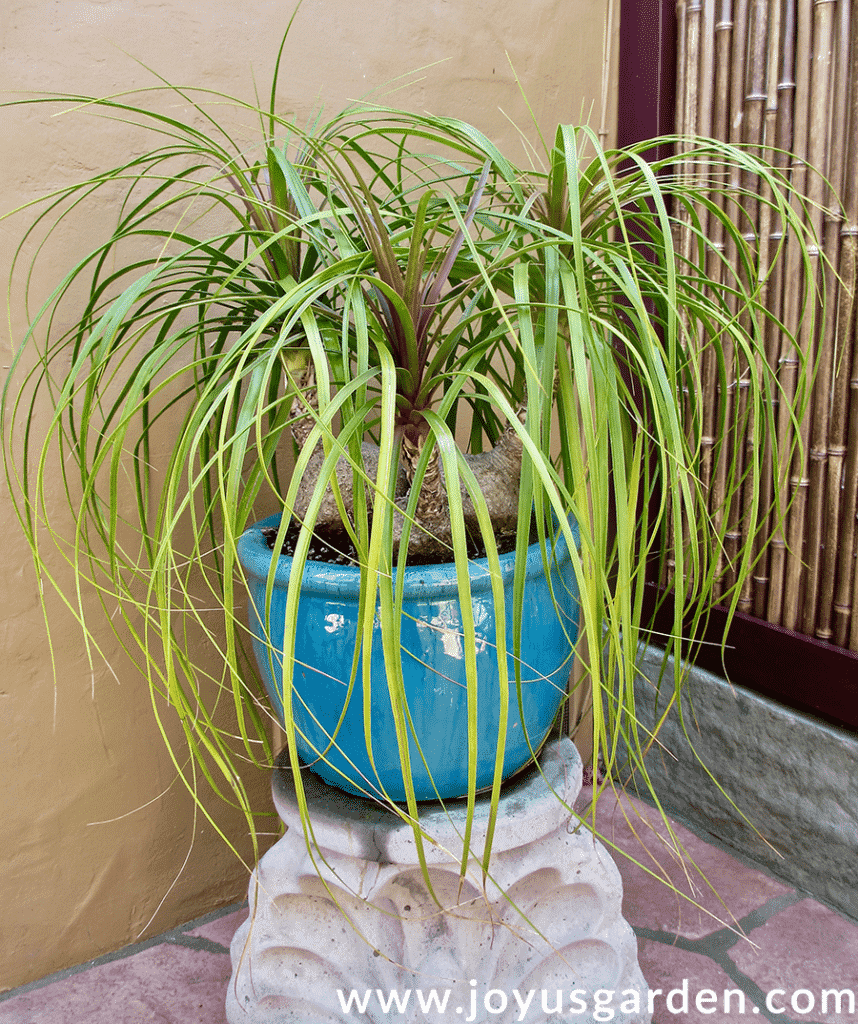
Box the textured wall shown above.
[621,646,858,923]
[0,0,618,991]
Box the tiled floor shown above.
[2,788,857,1023]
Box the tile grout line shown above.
[636,889,808,1024]
[165,934,232,955]
[696,889,807,955]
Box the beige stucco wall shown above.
[0,0,618,991]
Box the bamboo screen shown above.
[675,0,858,650]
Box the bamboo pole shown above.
[675,0,689,155]
[681,0,704,250]
[661,0,688,589]
[759,0,797,619]
[700,1,736,508]
[744,0,771,166]
[850,353,858,649]
[851,501,858,648]
[848,314,858,647]
[834,0,858,647]
[698,0,716,142]
[663,0,702,591]
[831,259,858,645]
[781,0,836,631]
[767,0,812,626]
[732,0,771,614]
[711,0,749,599]
[751,0,785,618]
[807,0,852,638]
[683,0,705,590]
[692,0,717,498]
[833,262,858,646]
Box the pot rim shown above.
[237,512,578,599]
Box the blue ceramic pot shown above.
[238,514,579,801]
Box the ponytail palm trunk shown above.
[2,67,819,885]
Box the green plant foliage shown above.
[2,39,820,896]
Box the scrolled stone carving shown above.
[227,739,650,1024]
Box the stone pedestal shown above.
[226,738,650,1024]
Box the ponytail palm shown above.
[2,63,818,881]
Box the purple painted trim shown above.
[642,585,858,733]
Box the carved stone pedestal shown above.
[226,738,650,1024]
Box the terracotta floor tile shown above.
[728,897,858,1023]
[5,797,858,1024]
[637,938,765,1023]
[0,942,231,1024]
[578,786,791,939]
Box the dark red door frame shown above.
[616,0,677,152]
[616,0,858,732]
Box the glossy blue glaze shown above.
[237,514,580,801]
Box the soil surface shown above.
[261,517,531,566]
